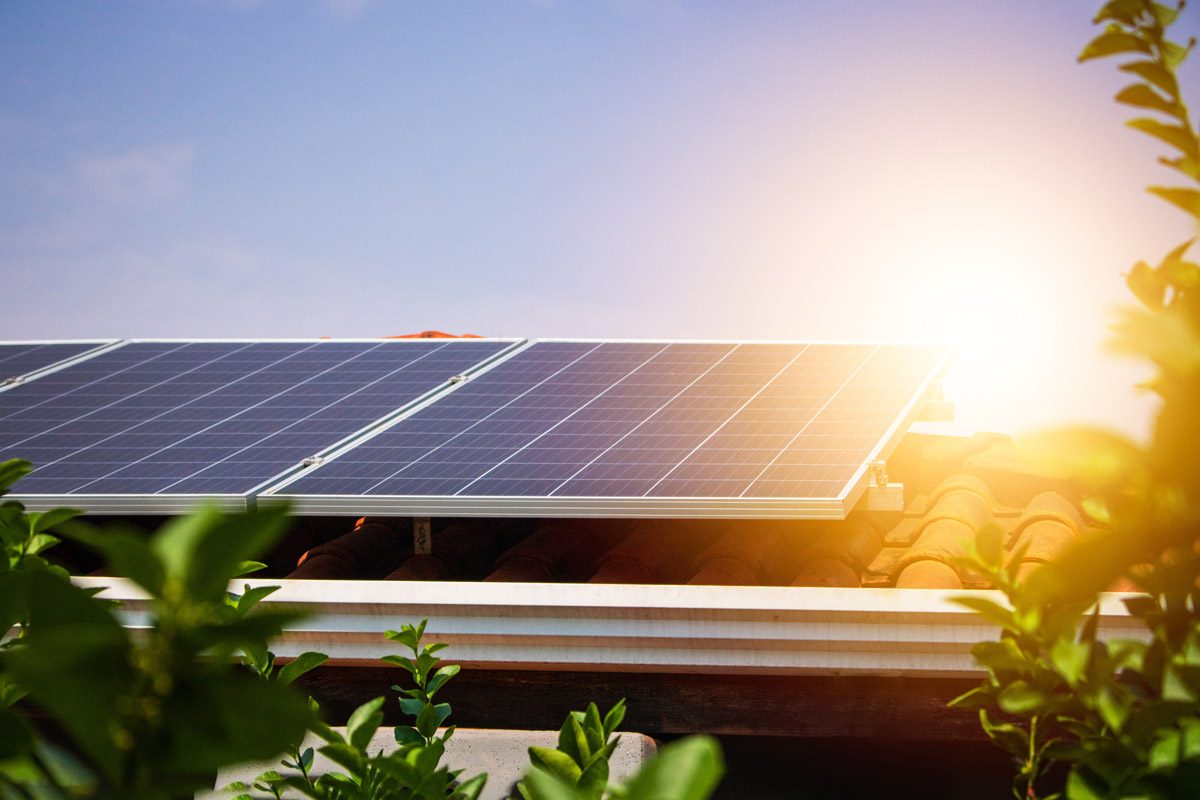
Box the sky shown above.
[2,1,1198,442]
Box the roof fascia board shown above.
[73,578,1144,678]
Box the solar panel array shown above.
[0,338,950,517]
[275,342,948,515]
[0,342,111,384]
[0,340,511,505]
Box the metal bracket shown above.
[413,517,432,555]
[867,460,905,512]
[919,381,955,422]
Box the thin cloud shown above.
[74,143,195,205]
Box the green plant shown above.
[519,735,724,800]
[231,620,485,800]
[0,499,314,800]
[955,2,1200,798]
[519,700,626,800]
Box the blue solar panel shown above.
[0,342,111,383]
[0,339,512,505]
[277,341,949,516]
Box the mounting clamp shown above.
[413,517,432,555]
[919,381,955,422]
[867,460,905,512]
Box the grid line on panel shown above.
[738,345,877,497]
[0,342,245,452]
[639,345,812,497]
[1,340,512,500]
[154,341,459,493]
[361,343,605,494]
[0,343,192,425]
[0,343,101,380]
[545,345,742,497]
[451,344,672,496]
[72,341,401,494]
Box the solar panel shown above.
[271,340,951,518]
[0,341,115,386]
[0,339,515,512]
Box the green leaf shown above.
[1094,0,1145,25]
[1149,729,1181,769]
[346,696,386,751]
[234,560,267,577]
[61,525,165,597]
[1147,186,1200,218]
[457,772,488,800]
[947,685,993,710]
[320,742,367,775]
[1127,118,1197,156]
[425,663,460,697]
[621,735,723,800]
[1079,30,1152,62]
[1096,686,1132,732]
[161,672,313,775]
[0,460,32,494]
[602,699,626,739]
[1115,82,1180,115]
[583,703,606,755]
[28,507,82,536]
[952,596,1018,632]
[1127,260,1166,308]
[416,700,439,739]
[523,770,586,800]
[277,651,329,685]
[998,682,1050,715]
[1109,304,1200,376]
[154,504,291,605]
[1050,639,1091,686]
[568,715,591,764]
[395,725,424,746]
[577,756,609,799]
[979,709,1029,757]
[1119,59,1179,96]
[0,706,32,758]
[530,747,584,784]
[233,583,280,615]
[970,639,1029,673]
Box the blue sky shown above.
[2,1,1198,439]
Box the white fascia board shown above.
[73,579,1143,678]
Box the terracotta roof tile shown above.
[1006,491,1083,581]
[790,516,883,588]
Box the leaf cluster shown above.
[0,497,314,800]
[234,620,484,800]
[954,7,1200,794]
[519,700,626,800]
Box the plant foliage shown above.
[955,2,1200,798]
[0,493,314,800]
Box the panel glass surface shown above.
[284,341,948,501]
[0,340,510,497]
[0,342,107,382]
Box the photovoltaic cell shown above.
[0,339,511,502]
[279,341,949,513]
[0,342,110,382]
